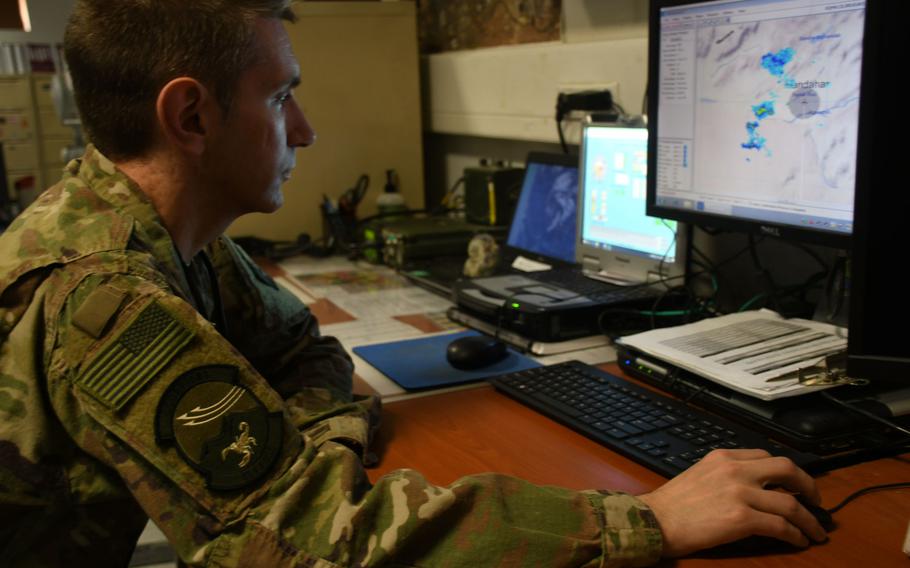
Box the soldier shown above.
[0,0,828,566]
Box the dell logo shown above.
[760,225,781,237]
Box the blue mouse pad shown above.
[352,330,540,391]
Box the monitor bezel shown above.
[645,0,856,251]
[845,0,909,385]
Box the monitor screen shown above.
[647,0,865,248]
[580,125,678,262]
[577,123,687,286]
[506,154,579,265]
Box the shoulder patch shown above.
[155,365,283,491]
[72,285,127,338]
[77,300,195,410]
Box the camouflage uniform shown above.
[0,146,663,567]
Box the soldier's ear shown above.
[156,77,215,156]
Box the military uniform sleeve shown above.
[208,236,354,403]
[206,238,377,462]
[46,272,662,567]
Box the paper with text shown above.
[617,310,847,400]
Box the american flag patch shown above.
[78,301,195,410]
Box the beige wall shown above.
[227,2,425,242]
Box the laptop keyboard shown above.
[488,360,818,477]
[529,270,661,302]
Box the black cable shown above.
[820,391,910,437]
[683,384,709,404]
[649,288,671,330]
[697,225,724,237]
[747,233,781,311]
[690,242,717,272]
[700,228,835,315]
[654,218,683,294]
[826,482,910,514]
[784,240,830,274]
[824,253,848,322]
[430,176,465,215]
[595,298,699,340]
[233,233,314,260]
[557,118,568,154]
[709,232,765,272]
[354,207,431,229]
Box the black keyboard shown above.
[489,360,819,478]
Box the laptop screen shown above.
[578,123,686,285]
[506,154,579,264]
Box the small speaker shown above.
[463,165,523,226]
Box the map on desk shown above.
[276,257,616,400]
[277,257,464,398]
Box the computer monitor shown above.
[845,0,908,389]
[646,0,865,249]
[577,122,687,286]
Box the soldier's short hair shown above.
[64,0,296,161]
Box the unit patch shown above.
[155,365,283,490]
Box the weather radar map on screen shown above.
[654,0,864,236]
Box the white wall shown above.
[425,37,646,144]
[424,0,650,145]
[422,0,651,207]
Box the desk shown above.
[272,255,616,399]
[269,256,910,566]
[366,365,910,567]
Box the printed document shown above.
[617,310,847,400]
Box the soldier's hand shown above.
[636,448,827,557]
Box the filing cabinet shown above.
[0,72,76,209]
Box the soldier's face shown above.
[205,18,314,216]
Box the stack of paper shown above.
[617,310,847,400]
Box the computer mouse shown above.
[703,495,834,558]
[446,335,508,370]
[796,494,835,533]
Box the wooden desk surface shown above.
[365,367,910,567]
[267,257,909,565]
